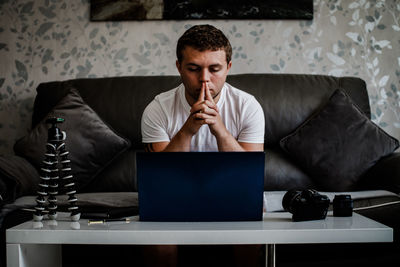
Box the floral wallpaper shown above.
[0,0,399,155]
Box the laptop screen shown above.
[137,152,265,222]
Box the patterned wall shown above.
[0,0,399,155]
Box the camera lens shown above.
[333,195,353,217]
[282,189,302,213]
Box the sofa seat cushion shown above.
[3,192,138,209]
[14,88,131,192]
[0,192,139,226]
[280,89,399,192]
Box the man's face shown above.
[176,46,232,106]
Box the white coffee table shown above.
[6,212,393,267]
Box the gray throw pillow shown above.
[280,89,399,191]
[14,88,131,192]
[0,155,40,205]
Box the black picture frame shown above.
[90,0,313,21]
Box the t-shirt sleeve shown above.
[237,96,265,143]
[141,100,170,143]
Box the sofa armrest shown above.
[0,155,39,206]
[359,152,400,193]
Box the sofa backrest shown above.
[32,74,369,192]
[33,74,369,149]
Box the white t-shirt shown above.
[141,83,265,151]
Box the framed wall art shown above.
[90,0,313,21]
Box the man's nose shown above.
[199,69,210,82]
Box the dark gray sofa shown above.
[1,74,399,267]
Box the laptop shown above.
[136,152,265,222]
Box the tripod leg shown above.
[47,142,59,220]
[58,140,80,221]
[33,143,57,221]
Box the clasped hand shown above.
[184,82,226,137]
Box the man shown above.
[142,24,264,152]
[141,25,265,267]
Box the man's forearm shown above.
[162,129,192,152]
[164,129,244,152]
[215,131,245,151]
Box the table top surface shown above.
[6,212,393,245]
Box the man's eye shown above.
[210,68,221,72]
[188,68,199,72]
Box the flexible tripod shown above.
[33,117,80,221]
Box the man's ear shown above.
[227,61,232,72]
[176,60,182,74]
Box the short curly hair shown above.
[176,25,232,64]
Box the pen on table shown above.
[88,218,132,225]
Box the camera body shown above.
[282,189,330,222]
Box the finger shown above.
[190,102,205,115]
[192,103,218,116]
[203,106,218,116]
[195,117,215,125]
[204,100,218,112]
[205,82,214,102]
[193,112,215,120]
[204,84,219,112]
[203,118,216,125]
[198,83,206,101]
